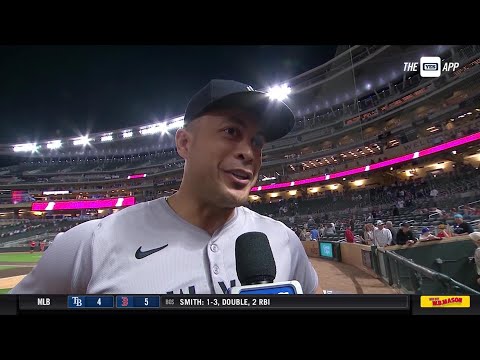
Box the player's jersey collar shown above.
[157,197,242,238]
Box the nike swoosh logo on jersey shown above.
[135,244,168,259]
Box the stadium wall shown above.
[339,243,377,278]
[393,237,478,289]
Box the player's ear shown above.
[175,127,192,160]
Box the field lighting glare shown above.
[13,143,39,153]
[46,140,62,150]
[267,84,291,101]
[73,136,91,146]
[122,131,133,138]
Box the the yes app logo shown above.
[420,56,441,77]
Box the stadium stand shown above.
[0,44,479,248]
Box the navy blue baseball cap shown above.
[183,79,295,142]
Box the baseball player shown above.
[10,79,319,294]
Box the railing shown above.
[378,248,480,295]
[292,45,390,94]
[459,199,480,210]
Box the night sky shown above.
[0,45,337,145]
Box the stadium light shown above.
[159,122,168,134]
[43,190,70,195]
[354,180,364,187]
[101,134,113,142]
[140,123,167,136]
[167,116,184,130]
[122,130,133,139]
[46,140,62,150]
[13,143,39,153]
[73,136,91,146]
[267,84,291,101]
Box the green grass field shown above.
[0,252,43,263]
[0,288,10,294]
[0,265,17,271]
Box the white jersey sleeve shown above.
[9,220,100,294]
[284,225,318,294]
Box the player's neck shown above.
[166,191,235,236]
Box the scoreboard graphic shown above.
[1,294,479,315]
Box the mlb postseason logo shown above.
[403,56,459,78]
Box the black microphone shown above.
[229,232,303,294]
[235,232,276,285]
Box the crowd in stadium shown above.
[245,161,480,249]
[0,220,84,248]
[0,45,479,254]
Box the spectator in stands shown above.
[360,223,375,245]
[310,226,319,241]
[318,224,325,237]
[452,214,474,235]
[307,215,315,226]
[430,188,439,197]
[470,232,480,286]
[373,221,392,247]
[392,205,400,216]
[385,221,398,244]
[305,231,312,241]
[345,226,355,243]
[436,224,451,238]
[325,223,336,236]
[419,227,441,242]
[396,223,417,245]
[30,240,36,254]
[299,228,308,241]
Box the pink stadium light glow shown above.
[419,132,480,157]
[295,175,327,186]
[368,154,416,171]
[329,167,366,180]
[251,132,480,192]
[127,174,147,180]
[31,196,135,211]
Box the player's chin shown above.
[221,187,250,207]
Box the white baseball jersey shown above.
[10,197,318,294]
